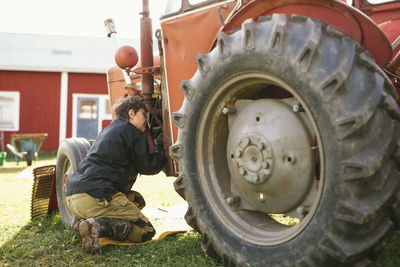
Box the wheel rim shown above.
[60,156,73,208]
[196,72,325,246]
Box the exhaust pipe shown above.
[104,19,133,86]
[140,0,155,107]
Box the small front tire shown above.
[56,138,91,228]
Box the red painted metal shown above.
[221,0,392,66]
[102,119,112,129]
[107,65,129,116]
[379,20,400,46]
[374,24,400,43]
[47,173,59,214]
[160,2,236,141]
[355,0,400,24]
[353,0,400,106]
[160,0,396,142]
[354,0,400,61]
[66,73,108,138]
[115,45,139,70]
[0,71,61,151]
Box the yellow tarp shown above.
[99,230,187,246]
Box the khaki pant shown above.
[67,192,154,242]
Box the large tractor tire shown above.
[170,14,400,266]
[56,138,91,228]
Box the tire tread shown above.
[172,14,400,266]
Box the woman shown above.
[66,96,165,253]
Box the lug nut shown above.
[257,142,264,150]
[235,149,242,158]
[226,196,240,206]
[222,106,236,115]
[258,193,265,202]
[242,137,250,147]
[292,103,304,113]
[252,174,259,183]
[261,161,270,169]
[297,205,310,215]
[226,197,235,205]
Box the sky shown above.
[0,0,165,39]
[0,0,391,38]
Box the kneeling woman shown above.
[66,96,165,253]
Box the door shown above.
[77,97,98,139]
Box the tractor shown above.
[54,0,400,265]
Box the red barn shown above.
[0,33,138,151]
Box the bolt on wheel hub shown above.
[234,136,274,184]
[226,99,316,214]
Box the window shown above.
[163,0,181,16]
[366,0,398,4]
[0,91,20,131]
[79,100,97,119]
[188,0,210,5]
[162,0,228,17]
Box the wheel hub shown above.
[227,99,315,214]
[233,136,273,184]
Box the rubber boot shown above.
[73,217,134,253]
[95,217,134,241]
[73,218,102,253]
[126,190,146,210]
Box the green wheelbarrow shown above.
[7,133,48,166]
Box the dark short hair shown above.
[113,96,146,121]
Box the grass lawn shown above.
[0,152,220,266]
[0,152,400,266]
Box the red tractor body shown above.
[108,0,400,148]
[54,1,400,265]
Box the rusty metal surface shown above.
[140,0,165,129]
[221,0,392,66]
[132,66,160,75]
[106,62,161,118]
[115,45,139,70]
[141,0,155,106]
